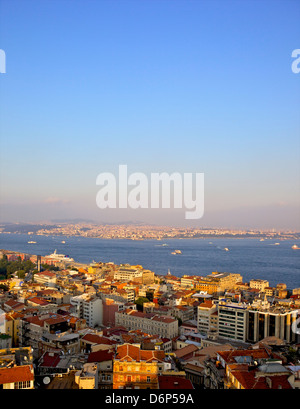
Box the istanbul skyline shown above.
[0,0,299,230]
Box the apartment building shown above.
[102,298,125,327]
[114,266,143,282]
[99,288,135,304]
[70,294,103,328]
[115,309,178,339]
[181,275,197,288]
[113,343,169,389]
[247,300,299,343]
[249,279,270,292]
[34,271,57,288]
[197,300,218,334]
[218,300,248,342]
[19,313,76,358]
[0,364,35,389]
[195,272,243,295]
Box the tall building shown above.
[197,300,218,334]
[247,300,299,343]
[70,294,103,328]
[218,300,248,342]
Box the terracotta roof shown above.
[35,271,56,278]
[115,343,165,362]
[81,333,117,345]
[0,365,34,385]
[174,344,199,359]
[28,297,51,306]
[218,347,282,364]
[228,365,292,389]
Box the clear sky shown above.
[0,0,299,229]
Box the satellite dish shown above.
[43,377,51,385]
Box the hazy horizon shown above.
[0,0,299,231]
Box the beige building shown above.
[75,362,98,389]
[115,309,178,339]
[34,271,57,288]
[249,279,270,292]
[195,272,243,294]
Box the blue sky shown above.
[0,0,299,229]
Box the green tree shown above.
[16,270,25,279]
[135,297,150,311]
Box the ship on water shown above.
[292,244,300,250]
[45,249,74,262]
[171,250,182,255]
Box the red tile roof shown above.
[228,365,292,389]
[39,352,61,368]
[0,365,34,385]
[115,343,165,362]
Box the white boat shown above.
[171,250,182,255]
[45,250,74,262]
[28,241,36,244]
[224,248,229,251]
[292,244,300,250]
[61,241,66,243]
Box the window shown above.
[147,376,151,383]
[14,381,31,389]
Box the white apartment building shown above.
[197,300,217,334]
[218,300,248,342]
[70,294,103,328]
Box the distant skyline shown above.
[0,0,299,230]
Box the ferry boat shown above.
[292,244,300,250]
[45,250,74,262]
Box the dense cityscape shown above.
[1,222,300,240]
[1,0,299,400]
[0,244,299,391]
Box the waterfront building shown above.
[249,279,270,292]
[114,266,143,282]
[195,272,243,295]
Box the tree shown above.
[16,270,25,279]
[135,297,150,311]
